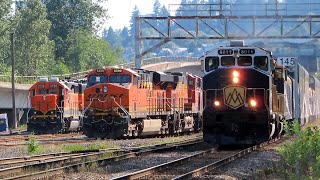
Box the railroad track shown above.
[0,137,202,179]
[112,138,286,180]
[0,133,88,146]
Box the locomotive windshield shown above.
[88,75,108,87]
[48,88,58,94]
[221,56,235,67]
[205,57,219,71]
[254,56,268,71]
[110,75,131,83]
[238,56,252,66]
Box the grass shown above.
[153,136,185,146]
[17,124,27,131]
[26,134,44,154]
[59,143,118,153]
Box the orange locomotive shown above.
[82,67,203,139]
[27,77,86,134]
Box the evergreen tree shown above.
[120,27,130,47]
[14,0,54,76]
[104,27,117,48]
[153,0,161,17]
[0,0,12,73]
[175,0,189,16]
[129,5,140,40]
[159,5,169,17]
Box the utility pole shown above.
[10,32,17,129]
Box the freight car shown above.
[82,67,203,139]
[27,77,85,134]
[201,40,320,145]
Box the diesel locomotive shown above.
[82,67,203,139]
[201,40,319,145]
[27,77,85,134]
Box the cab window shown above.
[48,88,58,94]
[254,56,268,71]
[110,75,131,83]
[39,89,47,94]
[188,80,194,87]
[238,56,252,66]
[87,75,108,87]
[205,57,219,71]
[221,56,235,67]
[197,79,201,88]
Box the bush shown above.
[27,135,42,154]
[277,126,320,179]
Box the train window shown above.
[238,56,252,66]
[110,75,131,83]
[254,56,268,71]
[39,89,47,94]
[32,89,36,96]
[221,56,235,67]
[188,80,194,87]
[87,75,108,87]
[48,88,57,94]
[197,79,201,88]
[205,57,219,71]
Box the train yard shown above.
[0,131,289,179]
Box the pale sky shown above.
[103,0,182,30]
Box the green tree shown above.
[103,27,120,49]
[0,0,12,72]
[14,0,54,76]
[51,60,70,75]
[120,27,130,47]
[129,5,140,39]
[44,0,108,59]
[153,0,161,17]
[65,28,119,72]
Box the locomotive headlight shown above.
[103,85,108,93]
[250,99,257,107]
[232,70,239,83]
[214,100,220,107]
[232,71,239,77]
[232,77,239,83]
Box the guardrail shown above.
[0,56,199,84]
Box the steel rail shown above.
[173,138,287,179]
[113,138,285,180]
[111,147,221,180]
[2,137,203,179]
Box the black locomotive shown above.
[201,40,318,145]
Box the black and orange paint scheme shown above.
[27,77,86,134]
[83,67,203,139]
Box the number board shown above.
[49,84,57,88]
[96,69,105,73]
[37,84,45,88]
[277,57,297,66]
[113,69,123,73]
[218,49,233,55]
[240,49,255,54]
